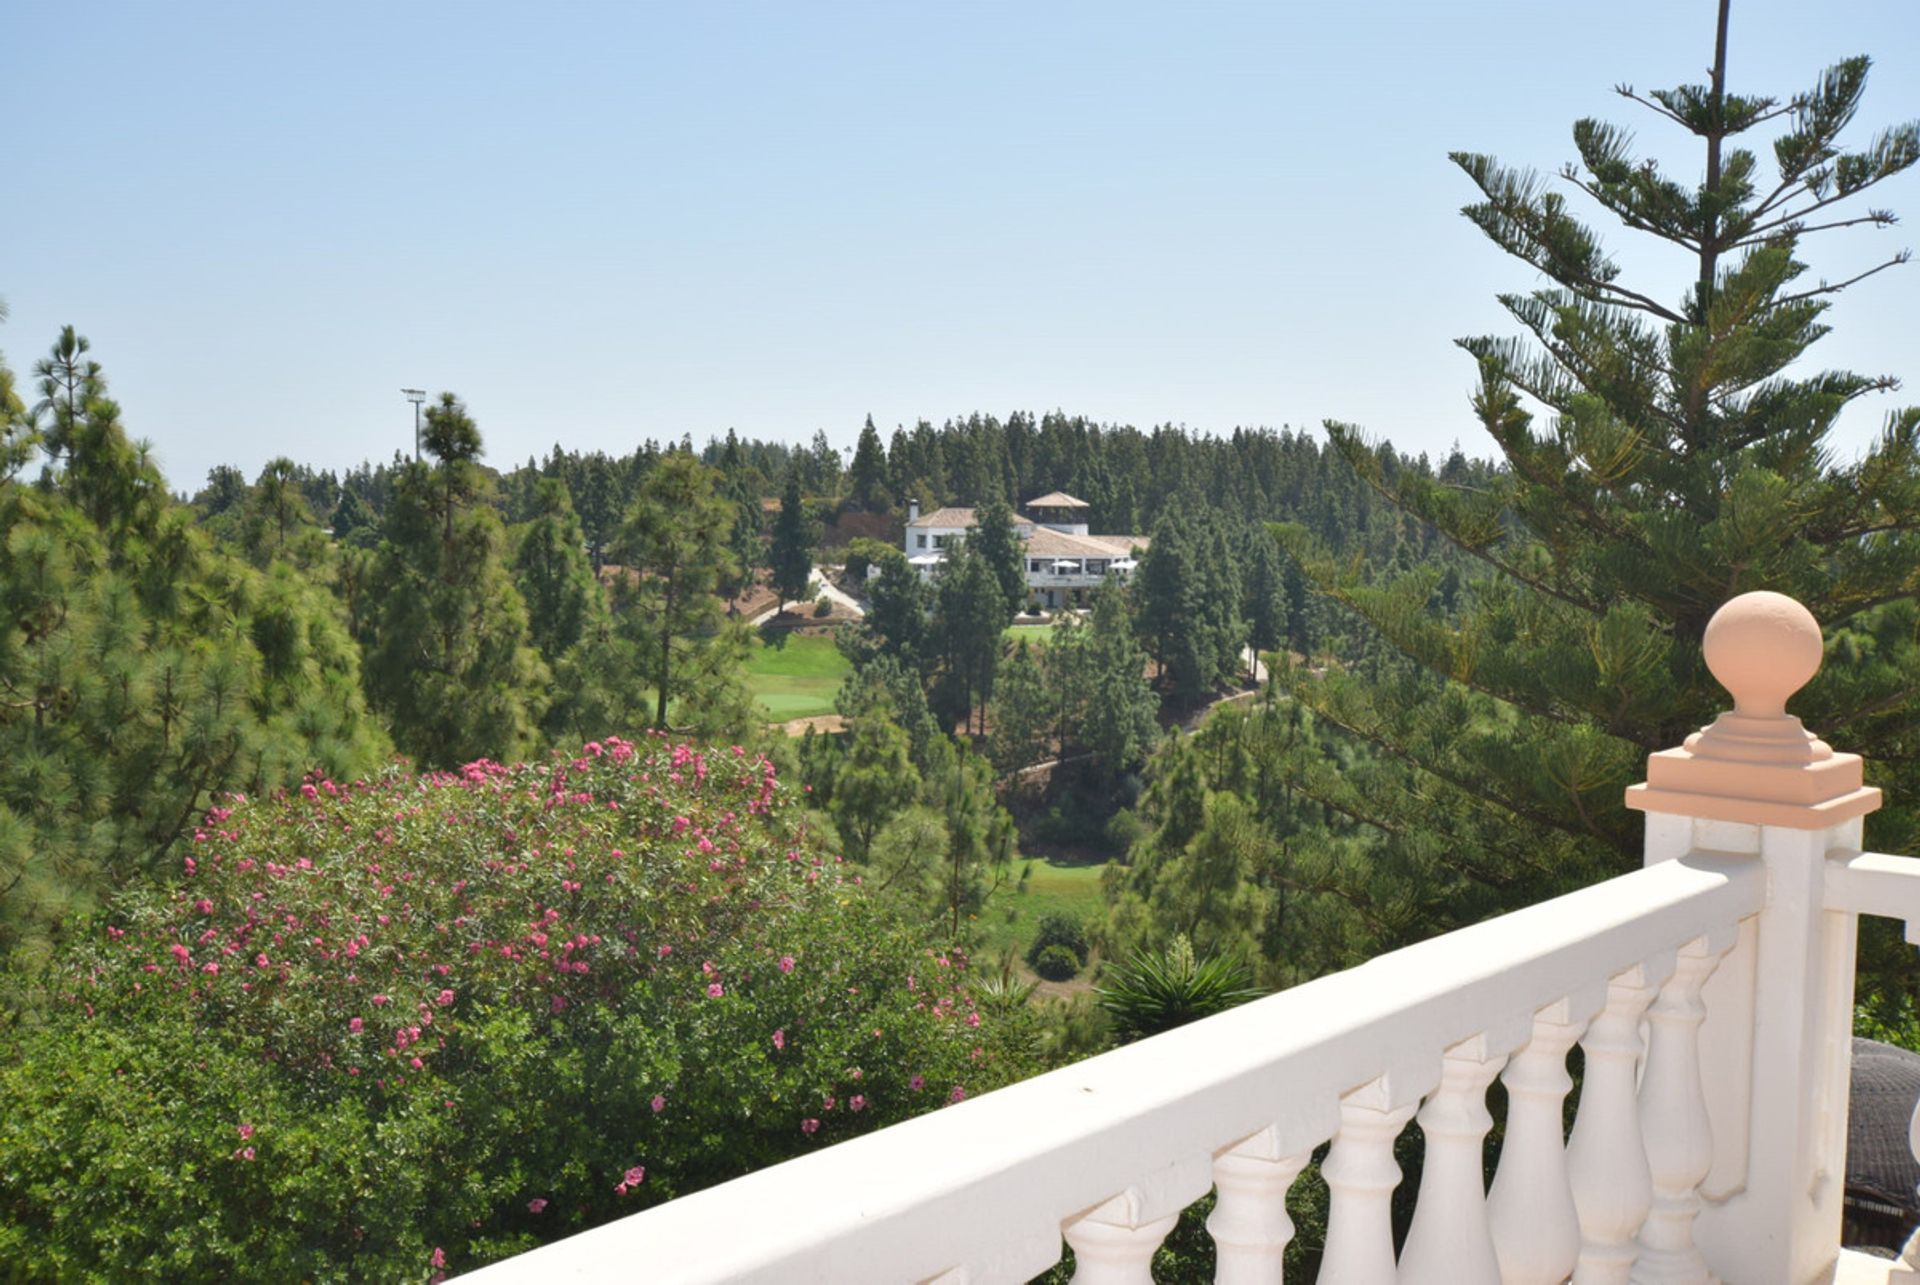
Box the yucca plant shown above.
[1095,935,1264,1043]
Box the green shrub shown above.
[1032,944,1081,982]
[1025,912,1090,968]
[0,737,1040,1281]
[813,596,833,618]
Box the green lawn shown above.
[1003,622,1059,648]
[979,854,1109,965]
[745,634,853,722]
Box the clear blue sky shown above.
[3,1,1917,492]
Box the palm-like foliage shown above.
[1095,935,1263,1043]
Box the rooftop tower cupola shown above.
[1024,491,1090,536]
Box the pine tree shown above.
[1081,586,1161,778]
[848,414,890,511]
[832,675,922,859]
[1134,503,1190,679]
[968,498,1028,620]
[988,640,1051,776]
[934,543,1008,737]
[0,335,388,980]
[241,457,321,569]
[511,476,605,663]
[30,326,100,474]
[1277,12,1920,927]
[857,550,931,673]
[329,487,378,550]
[363,394,549,766]
[1243,527,1289,658]
[617,453,749,734]
[768,473,814,606]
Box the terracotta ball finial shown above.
[1701,590,1823,718]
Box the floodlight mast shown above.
[401,389,427,460]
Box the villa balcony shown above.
[466,592,1920,1284]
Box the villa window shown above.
[916,535,927,549]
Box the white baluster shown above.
[1488,992,1600,1284]
[1209,1126,1315,1284]
[1063,1202,1179,1285]
[1064,1160,1212,1285]
[1632,934,1732,1284]
[1397,1034,1513,1285]
[1321,1075,1423,1283]
[1568,958,1671,1284]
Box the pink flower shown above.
[966,1011,981,1028]
[349,1017,364,1033]
[431,1247,446,1269]
[233,1146,255,1161]
[410,1056,424,1070]
[778,955,795,974]
[949,1086,967,1104]
[706,982,724,998]
[624,1165,645,1186]
[371,994,389,1007]
[238,1123,254,1140]
[255,954,269,968]
[822,1095,836,1111]
[850,1095,866,1112]
[202,962,220,974]
[651,1094,666,1113]
[527,1198,548,1213]
[195,899,214,915]
[910,1074,925,1091]
[436,989,455,1007]
[801,1118,819,1135]
[771,1028,785,1051]
[550,994,567,1013]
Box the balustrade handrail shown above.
[463,851,1765,1284]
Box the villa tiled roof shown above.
[1026,491,1090,508]
[908,506,1041,530]
[1024,529,1148,558]
[906,507,978,528]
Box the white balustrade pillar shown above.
[1063,1160,1213,1285]
[1397,1032,1517,1285]
[1208,1128,1315,1285]
[1321,1073,1427,1283]
[1062,1206,1179,1285]
[1488,995,1600,1285]
[1625,592,1881,1284]
[1567,958,1671,1284]
[1633,934,1733,1283]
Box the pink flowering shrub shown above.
[0,736,1038,1280]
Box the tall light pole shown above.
[401,389,426,460]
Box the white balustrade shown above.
[1567,959,1671,1284]
[448,591,1920,1285]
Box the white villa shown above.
[901,492,1150,612]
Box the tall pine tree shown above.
[363,394,549,766]
[1278,9,1920,936]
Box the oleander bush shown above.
[0,735,1040,1281]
